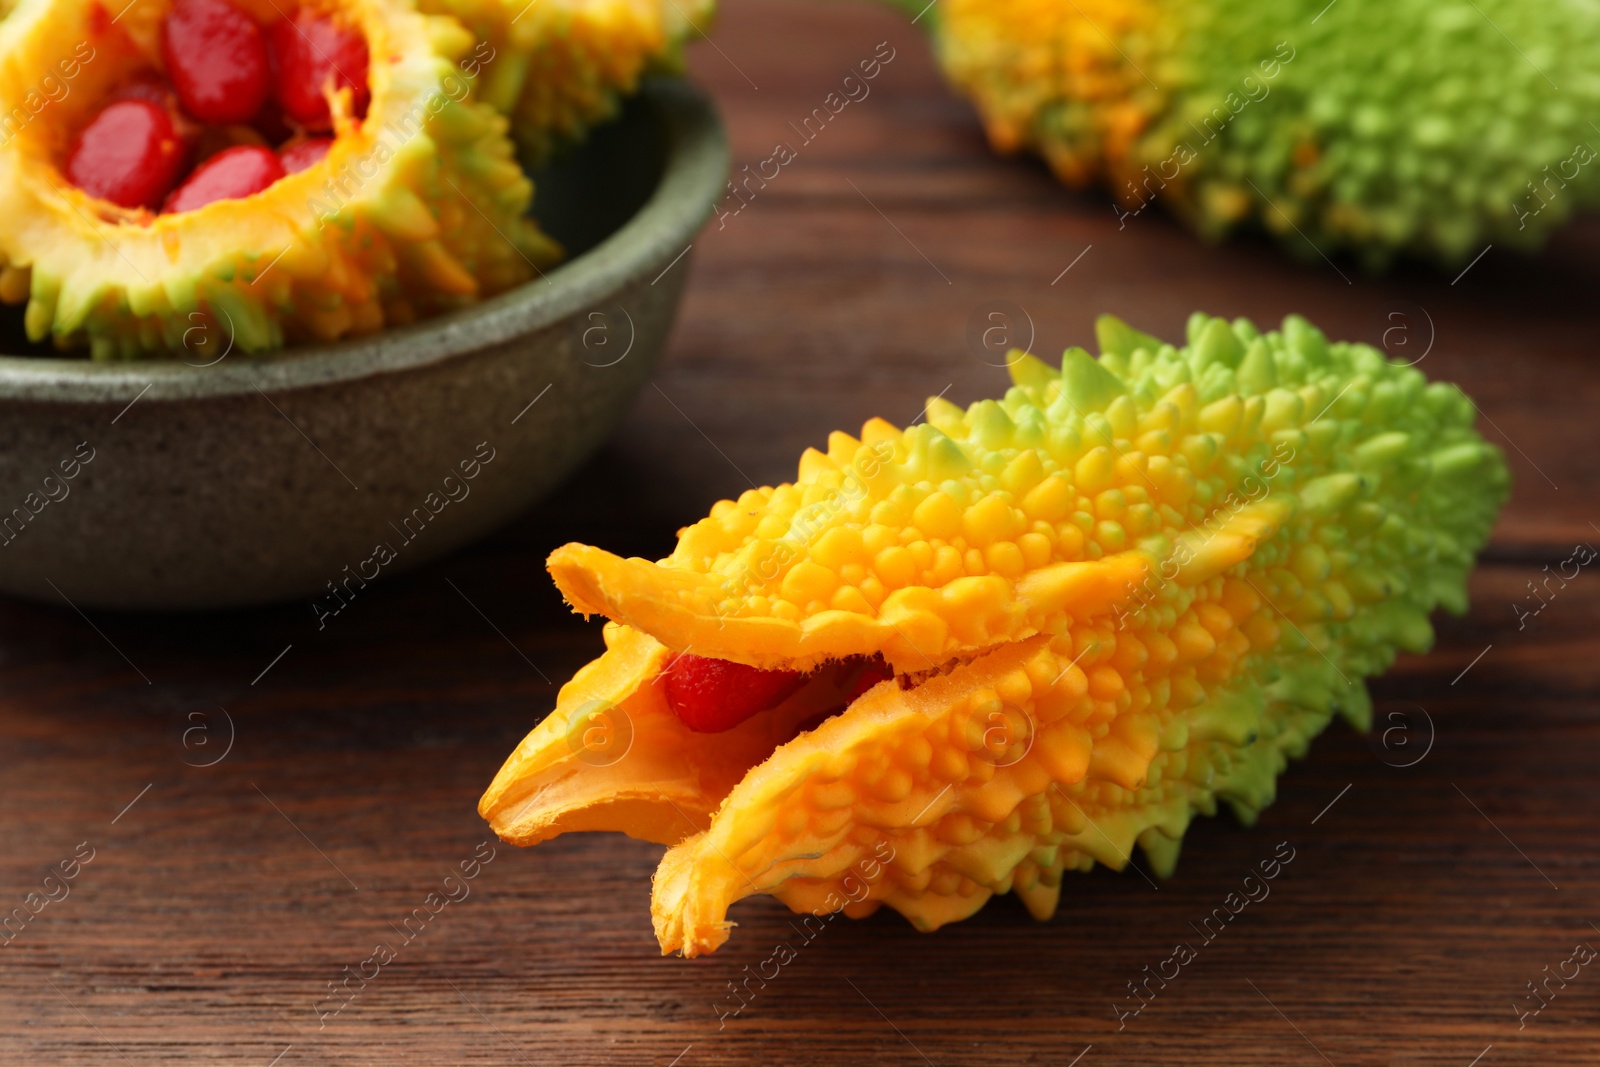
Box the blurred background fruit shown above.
[912,0,1600,268]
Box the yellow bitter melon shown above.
[0,0,559,357]
[481,311,1509,955]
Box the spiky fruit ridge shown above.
[0,0,560,358]
[480,312,1508,956]
[419,0,714,163]
[933,0,1600,267]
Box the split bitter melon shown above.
[0,0,712,357]
[0,0,559,357]
[480,311,1509,955]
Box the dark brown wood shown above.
[4,1,1599,1064]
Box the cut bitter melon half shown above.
[0,0,560,357]
[480,312,1509,956]
[420,0,714,163]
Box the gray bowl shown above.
[0,79,727,610]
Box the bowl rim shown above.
[0,78,727,404]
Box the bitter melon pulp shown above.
[0,0,558,357]
[920,0,1600,267]
[480,312,1508,956]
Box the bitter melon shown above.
[0,0,559,357]
[480,312,1508,955]
[920,0,1600,267]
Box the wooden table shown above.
[5,2,1598,1064]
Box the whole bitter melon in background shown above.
[915,0,1600,268]
[480,312,1509,956]
[0,0,559,357]
[419,0,714,163]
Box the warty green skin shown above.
[1163,0,1600,267]
[927,0,1600,268]
[999,314,1510,873]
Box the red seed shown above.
[161,0,270,125]
[279,136,332,173]
[268,10,369,131]
[663,654,806,733]
[65,99,186,210]
[163,144,284,213]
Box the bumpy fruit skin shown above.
[419,0,715,162]
[0,0,560,358]
[480,312,1509,956]
[928,0,1600,268]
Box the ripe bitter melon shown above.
[0,0,559,357]
[480,311,1508,955]
[919,0,1600,267]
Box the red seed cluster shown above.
[64,0,369,212]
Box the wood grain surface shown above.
[4,1,1599,1064]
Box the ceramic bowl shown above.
[0,79,727,610]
